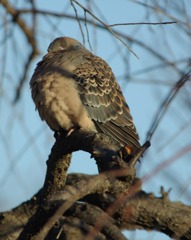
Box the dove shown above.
[30,37,140,155]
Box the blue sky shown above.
[1,1,191,239]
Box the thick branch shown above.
[0,193,39,240]
[17,130,139,240]
[1,129,189,239]
[1,183,191,240]
[119,191,191,239]
[68,203,127,240]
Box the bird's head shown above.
[47,37,84,52]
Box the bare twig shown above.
[15,8,182,74]
[1,0,39,55]
[131,0,191,29]
[142,143,191,185]
[108,21,177,27]
[146,70,191,141]
[14,49,36,102]
[84,10,92,50]
[72,0,140,59]
[1,0,39,102]
[70,0,85,45]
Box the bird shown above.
[30,37,140,155]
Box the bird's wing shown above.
[73,53,140,153]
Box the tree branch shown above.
[119,191,191,239]
[17,129,142,240]
[1,130,190,239]
[1,182,191,239]
[1,119,189,240]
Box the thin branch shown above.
[72,0,140,59]
[108,21,177,27]
[15,8,183,74]
[84,10,92,51]
[142,143,191,185]
[1,0,39,102]
[131,0,191,29]
[146,70,191,141]
[13,49,36,102]
[70,0,85,45]
[1,0,39,55]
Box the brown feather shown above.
[30,37,140,153]
[73,52,141,152]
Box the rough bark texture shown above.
[0,130,191,240]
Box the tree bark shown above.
[0,130,191,240]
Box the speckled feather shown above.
[73,53,140,151]
[30,37,140,153]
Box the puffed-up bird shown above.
[30,37,140,155]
